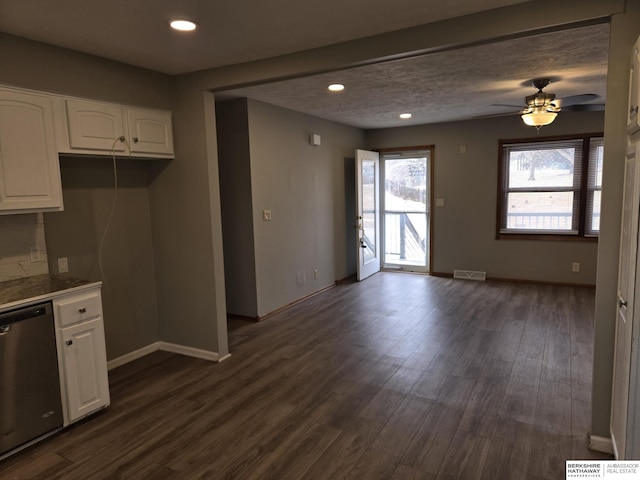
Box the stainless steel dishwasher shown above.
[0,302,63,458]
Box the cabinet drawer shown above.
[55,292,102,327]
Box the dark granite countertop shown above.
[0,274,101,311]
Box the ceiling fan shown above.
[487,78,603,129]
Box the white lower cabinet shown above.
[54,289,110,425]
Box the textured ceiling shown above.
[0,0,609,129]
[220,23,609,129]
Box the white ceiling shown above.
[0,0,609,128]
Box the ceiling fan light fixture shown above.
[521,109,558,127]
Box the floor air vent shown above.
[453,270,487,281]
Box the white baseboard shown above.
[609,430,620,459]
[157,341,228,362]
[107,341,229,370]
[589,433,614,456]
[108,343,160,370]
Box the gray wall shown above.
[216,99,258,318]
[217,98,365,318]
[0,34,173,360]
[0,33,229,360]
[365,111,605,285]
[148,82,228,356]
[246,99,364,316]
[44,158,161,359]
[0,33,172,109]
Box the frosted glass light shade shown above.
[521,111,557,127]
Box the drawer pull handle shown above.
[66,339,73,346]
[78,307,87,314]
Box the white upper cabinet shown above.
[0,84,174,214]
[628,38,640,136]
[127,108,174,155]
[65,100,127,152]
[59,99,174,158]
[0,89,63,214]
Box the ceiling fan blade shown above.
[474,110,522,119]
[555,94,599,107]
[561,103,605,112]
[490,103,523,108]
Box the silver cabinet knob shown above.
[78,307,87,314]
[65,339,73,346]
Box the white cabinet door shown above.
[0,90,63,213]
[127,108,174,155]
[65,99,126,152]
[60,317,110,423]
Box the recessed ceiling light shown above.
[328,84,345,92]
[400,113,412,119]
[169,19,197,31]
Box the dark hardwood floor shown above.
[0,273,612,479]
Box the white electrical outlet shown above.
[263,209,272,221]
[314,269,319,279]
[58,257,69,274]
[572,262,580,273]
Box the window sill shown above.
[496,232,599,242]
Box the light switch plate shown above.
[58,257,69,273]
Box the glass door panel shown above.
[383,155,429,271]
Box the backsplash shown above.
[0,213,49,282]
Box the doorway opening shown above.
[380,146,433,273]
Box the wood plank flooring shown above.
[0,273,612,479]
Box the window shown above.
[497,134,603,239]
